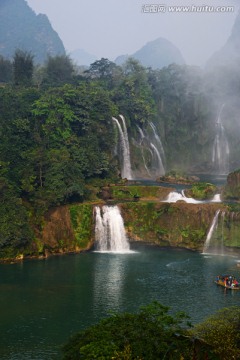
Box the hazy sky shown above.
[26,0,239,66]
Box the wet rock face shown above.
[41,206,76,253]
[120,202,223,251]
[224,170,240,200]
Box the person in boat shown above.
[233,278,239,287]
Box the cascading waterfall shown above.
[163,191,222,204]
[150,143,165,176]
[94,205,131,253]
[149,122,165,176]
[202,210,221,254]
[112,115,132,180]
[212,104,230,174]
[136,122,165,178]
[149,122,165,160]
[220,211,225,256]
[137,126,152,177]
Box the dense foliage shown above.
[62,301,218,360]
[186,182,217,200]
[191,306,240,360]
[1,49,240,258]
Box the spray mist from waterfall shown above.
[212,104,230,175]
[112,115,132,180]
[94,206,132,253]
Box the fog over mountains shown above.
[0,0,65,64]
[1,0,240,70]
[206,10,240,69]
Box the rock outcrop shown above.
[223,169,240,200]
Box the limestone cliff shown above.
[34,200,225,257]
[120,202,223,251]
[0,0,65,63]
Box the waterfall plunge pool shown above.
[1,244,240,359]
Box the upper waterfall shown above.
[212,104,229,175]
[112,115,133,180]
[136,122,165,178]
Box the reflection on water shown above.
[1,245,240,359]
[93,254,126,312]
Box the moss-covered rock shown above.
[157,171,200,185]
[30,204,94,258]
[120,201,223,251]
[185,182,217,200]
[223,169,240,200]
[103,185,173,201]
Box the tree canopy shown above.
[62,301,218,360]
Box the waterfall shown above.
[212,104,229,174]
[149,122,165,159]
[211,194,221,203]
[149,122,165,176]
[150,143,165,176]
[135,122,165,178]
[202,210,221,254]
[163,191,222,204]
[112,115,132,179]
[163,191,203,204]
[94,206,131,253]
[220,211,225,256]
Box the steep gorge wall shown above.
[120,202,223,251]
[36,200,225,256]
[31,204,94,257]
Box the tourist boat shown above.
[215,275,240,290]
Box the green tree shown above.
[62,301,196,359]
[0,55,13,83]
[85,58,122,89]
[113,58,156,126]
[191,306,240,360]
[43,55,75,87]
[0,162,33,257]
[13,49,34,86]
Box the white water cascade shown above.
[112,115,132,180]
[136,122,165,178]
[163,191,222,204]
[94,206,131,253]
[212,104,230,174]
[137,126,152,177]
[202,210,221,254]
[163,191,202,204]
[149,122,165,176]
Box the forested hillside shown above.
[0,49,240,259]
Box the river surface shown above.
[1,244,240,359]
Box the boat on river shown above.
[215,275,240,290]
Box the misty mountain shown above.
[0,0,65,64]
[206,10,240,69]
[115,37,185,69]
[70,49,97,66]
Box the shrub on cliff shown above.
[186,182,217,200]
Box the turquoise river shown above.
[1,244,240,359]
